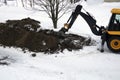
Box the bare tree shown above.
[4,0,7,5]
[27,0,71,28]
[21,0,24,7]
[21,0,34,8]
[70,0,81,3]
[29,0,34,8]
[21,0,28,7]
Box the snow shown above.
[0,1,120,80]
[87,0,104,5]
[1,46,120,80]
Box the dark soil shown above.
[0,18,95,53]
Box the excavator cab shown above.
[108,9,120,31]
[105,8,120,53]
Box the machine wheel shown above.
[107,36,120,53]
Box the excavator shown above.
[59,5,120,53]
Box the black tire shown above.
[107,36,120,53]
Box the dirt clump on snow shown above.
[0,18,95,53]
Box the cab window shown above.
[114,14,120,24]
[108,14,120,31]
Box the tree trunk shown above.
[52,18,57,29]
[21,0,24,7]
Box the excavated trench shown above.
[0,18,95,53]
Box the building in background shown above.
[104,0,120,2]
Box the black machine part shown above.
[59,5,105,36]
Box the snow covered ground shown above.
[0,1,120,80]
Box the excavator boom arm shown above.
[60,5,103,36]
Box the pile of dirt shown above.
[0,18,95,53]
